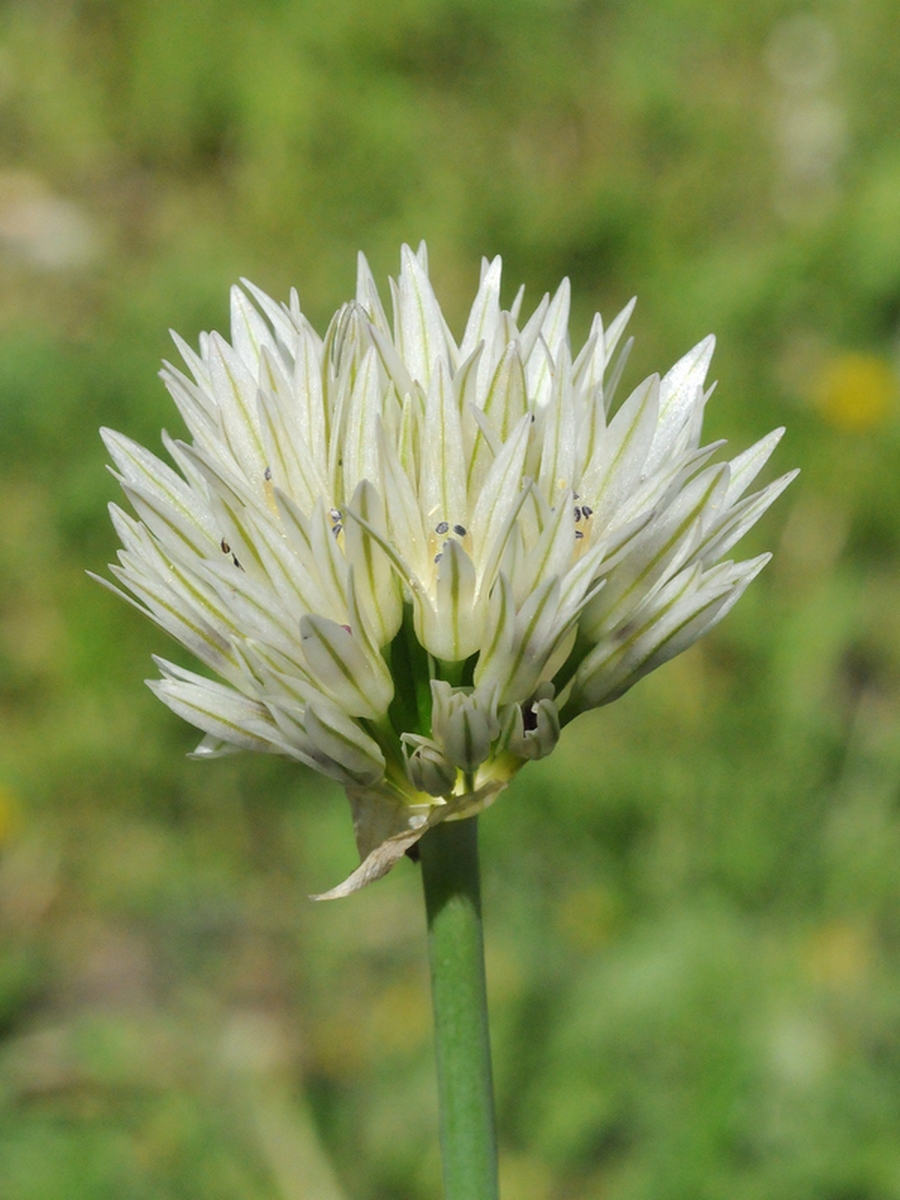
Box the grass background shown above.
[1,1,900,1197]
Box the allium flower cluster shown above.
[98,245,794,895]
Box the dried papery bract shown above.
[96,244,795,895]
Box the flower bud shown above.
[503,695,561,761]
[402,734,458,797]
[301,700,386,786]
[430,681,500,773]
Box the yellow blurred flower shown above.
[814,351,896,431]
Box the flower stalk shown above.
[420,816,499,1200]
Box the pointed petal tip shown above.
[167,327,198,357]
[149,653,185,680]
[737,551,773,585]
[85,569,109,589]
[670,333,716,376]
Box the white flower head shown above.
[96,243,795,897]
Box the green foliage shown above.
[1,0,900,1196]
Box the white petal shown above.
[230,285,277,371]
[206,333,269,482]
[416,537,483,662]
[343,480,403,647]
[482,342,527,443]
[571,318,604,395]
[476,575,561,703]
[377,423,429,582]
[241,279,309,359]
[513,490,576,605]
[393,244,457,385]
[302,700,386,786]
[299,613,393,718]
[102,429,218,556]
[342,347,385,498]
[722,427,786,506]
[581,463,730,640]
[355,251,391,336]
[603,296,637,365]
[460,255,503,363]
[292,321,328,472]
[469,413,532,570]
[525,278,571,407]
[537,342,577,502]
[149,661,280,754]
[580,374,660,528]
[646,335,715,474]
[571,554,770,710]
[698,469,799,565]
[257,346,330,511]
[421,357,468,530]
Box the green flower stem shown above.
[420,815,499,1200]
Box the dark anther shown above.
[434,552,443,563]
[574,506,582,521]
[581,505,593,518]
[332,524,343,537]
[435,521,450,535]
[220,537,231,554]
[453,524,467,536]
[575,530,584,539]
[264,466,272,481]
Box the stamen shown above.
[453,524,467,537]
[435,521,449,535]
[581,505,593,518]
[219,536,243,568]
[574,506,582,522]
[264,466,272,482]
[575,530,584,540]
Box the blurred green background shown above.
[1,1,900,1197]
